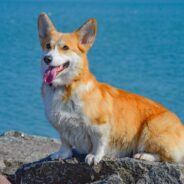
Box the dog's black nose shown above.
[44,55,53,65]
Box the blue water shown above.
[0,0,184,138]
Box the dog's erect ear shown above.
[38,13,56,40]
[76,19,97,52]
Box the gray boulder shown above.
[0,131,184,184]
[15,157,184,184]
[0,131,60,183]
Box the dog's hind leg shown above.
[133,153,160,161]
[136,112,184,163]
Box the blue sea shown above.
[0,0,184,138]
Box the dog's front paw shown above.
[85,154,101,166]
[50,146,72,160]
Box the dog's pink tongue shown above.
[44,67,57,84]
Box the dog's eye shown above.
[46,43,51,49]
[63,45,69,50]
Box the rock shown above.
[0,130,60,182]
[0,175,11,184]
[1,131,184,184]
[15,157,184,184]
[91,175,123,184]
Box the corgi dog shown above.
[38,13,184,165]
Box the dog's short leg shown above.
[51,140,72,160]
[85,135,108,166]
[133,153,160,162]
[85,145,105,166]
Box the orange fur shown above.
[77,70,184,162]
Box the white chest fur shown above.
[42,84,93,154]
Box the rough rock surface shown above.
[1,131,184,184]
[0,175,11,184]
[0,131,60,183]
[16,157,184,184]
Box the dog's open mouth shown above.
[43,61,70,84]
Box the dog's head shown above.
[38,13,97,87]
